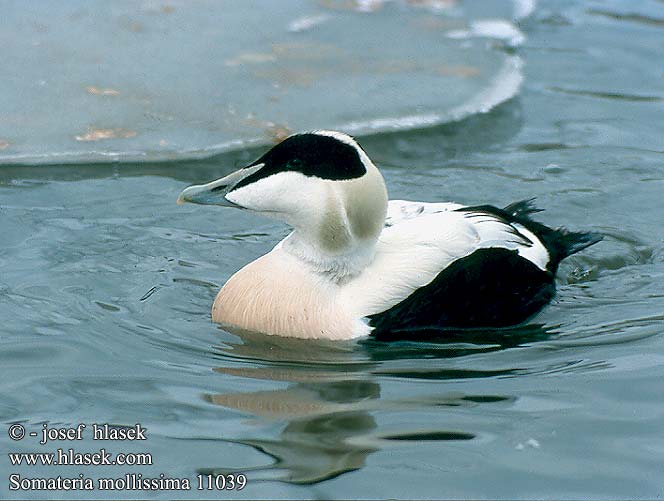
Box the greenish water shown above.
[1,0,663,499]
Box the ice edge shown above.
[0,56,523,166]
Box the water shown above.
[1,0,664,499]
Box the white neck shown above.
[279,231,378,282]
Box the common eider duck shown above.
[178,130,601,340]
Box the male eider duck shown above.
[178,130,601,340]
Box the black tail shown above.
[502,199,602,271]
[539,227,603,270]
[550,228,603,257]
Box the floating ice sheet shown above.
[0,0,525,165]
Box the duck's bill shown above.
[177,163,263,207]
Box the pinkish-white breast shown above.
[212,248,367,340]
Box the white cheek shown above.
[227,171,327,220]
[226,176,278,210]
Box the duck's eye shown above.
[287,158,303,170]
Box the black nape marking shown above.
[231,133,367,191]
[369,248,556,340]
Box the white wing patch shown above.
[511,223,549,270]
[460,208,549,269]
[339,200,549,318]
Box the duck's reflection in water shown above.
[202,330,380,483]
[200,326,553,484]
[206,382,380,484]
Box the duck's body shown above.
[179,131,601,340]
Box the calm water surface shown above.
[1,0,663,499]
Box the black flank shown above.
[369,248,557,339]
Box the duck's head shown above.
[178,130,388,262]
